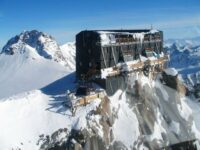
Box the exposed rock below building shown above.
[193,84,200,99]
[162,68,187,96]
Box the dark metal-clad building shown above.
[76,29,164,95]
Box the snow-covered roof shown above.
[96,29,160,46]
[164,68,178,76]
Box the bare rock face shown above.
[66,96,115,150]
[37,72,198,150]
[194,84,200,99]
[162,70,187,96]
[38,128,69,150]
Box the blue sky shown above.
[0,0,200,48]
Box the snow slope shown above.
[0,90,69,150]
[0,52,69,99]
[0,31,75,99]
[0,71,197,150]
[0,72,104,149]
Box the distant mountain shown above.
[165,36,200,48]
[165,37,200,91]
[1,30,75,68]
[0,30,76,99]
[165,36,200,73]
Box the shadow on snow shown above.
[40,72,76,116]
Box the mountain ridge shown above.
[1,30,75,68]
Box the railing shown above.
[102,39,162,47]
[101,55,169,78]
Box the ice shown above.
[132,32,144,43]
[99,30,152,46]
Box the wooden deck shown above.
[72,91,105,107]
[104,55,168,78]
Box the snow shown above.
[0,37,76,99]
[60,42,76,69]
[169,121,180,135]
[0,90,70,149]
[24,45,41,59]
[164,68,178,76]
[101,68,114,79]
[149,112,166,141]
[39,36,46,43]
[1,31,200,149]
[155,81,169,101]
[140,55,148,61]
[132,32,144,43]
[98,30,159,46]
[101,60,141,79]
[177,97,192,121]
[184,97,200,139]
[139,75,151,87]
[0,34,91,149]
[149,29,159,34]
[191,121,200,140]
[99,32,116,46]
[73,117,87,130]
[87,114,103,138]
[165,36,200,48]
[167,38,200,77]
[72,99,101,130]
[0,80,102,149]
[109,90,140,149]
[1,30,73,68]
[0,52,70,99]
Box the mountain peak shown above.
[0,30,75,68]
[1,30,58,58]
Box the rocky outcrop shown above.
[162,69,187,96]
[36,71,199,150]
[38,128,69,150]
